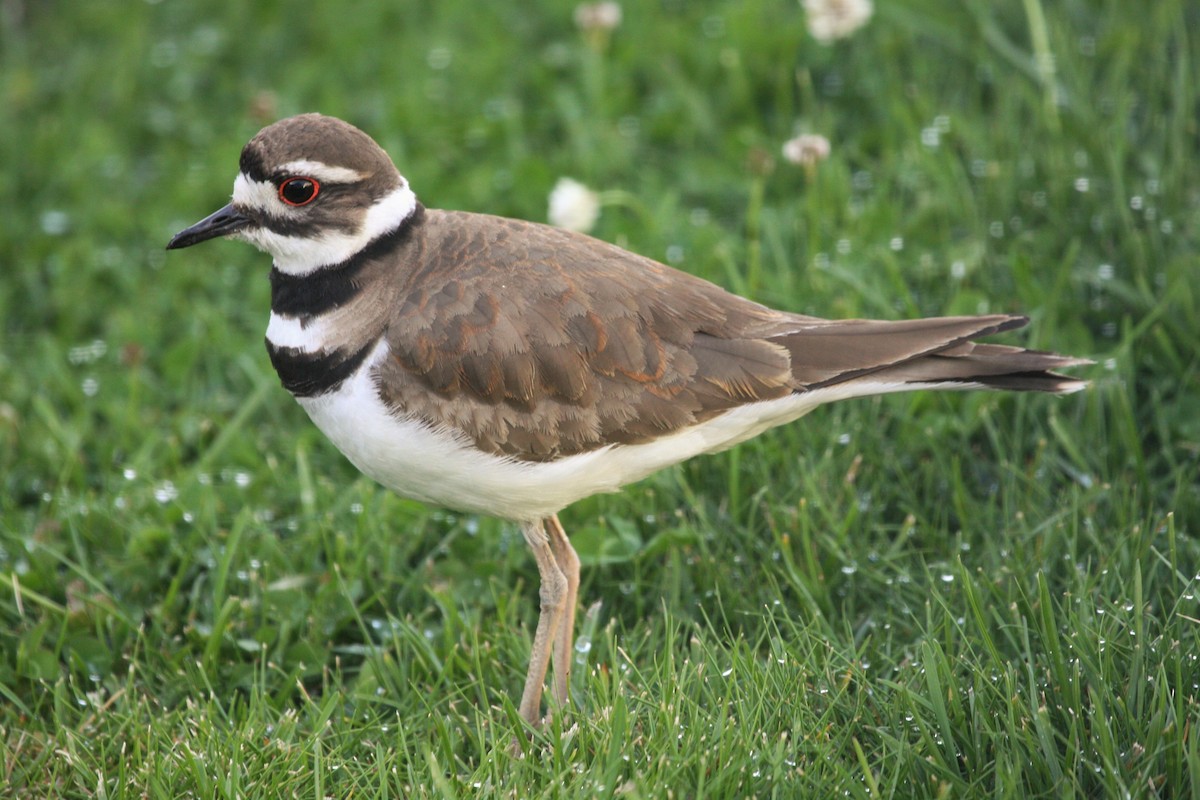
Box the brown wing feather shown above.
[374,210,1086,462]
[376,211,797,460]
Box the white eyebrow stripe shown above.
[276,160,367,183]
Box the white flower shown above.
[548,178,601,233]
[573,2,624,32]
[574,2,622,32]
[782,134,831,167]
[803,0,873,43]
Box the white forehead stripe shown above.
[276,160,367,183]
[232,172,277,210]
[232,181,418,276]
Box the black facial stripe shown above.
[239,146,269,183]
[256,183,362,238]
[269,204,426,317]
[258,214,357,239]
[266,339,376,397]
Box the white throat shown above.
[231,177,417,276]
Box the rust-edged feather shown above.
[363,211,1087,462]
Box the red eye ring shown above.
[279,177,320,206]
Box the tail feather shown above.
[873,342,1091,394]
[777,314,1090,395]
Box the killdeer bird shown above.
[167,113,1088,730]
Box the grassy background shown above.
[2,0,1198,796]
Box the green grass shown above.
[2,0,1198,796]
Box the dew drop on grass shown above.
[426,47,452,70]
[42,210,71,235]
[701,15,725,37]
[153,481,178,504]
[69,340,107,365]
[1074,177,1090,192]
[123,468,137,481]
[840,563,858,576]
[81,378,99,397]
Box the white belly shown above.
[297,340,920,522]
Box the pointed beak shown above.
[166,203,252,250]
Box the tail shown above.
[778,314,1090,395]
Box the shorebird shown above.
[167,113,1087,729]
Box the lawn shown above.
[1,0,1198,797]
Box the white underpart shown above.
[230,172,417,276]
[297,340,982,522]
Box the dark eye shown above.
[279,177,319,206]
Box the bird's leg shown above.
[517,519,568,727]
[544,514,580,711]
